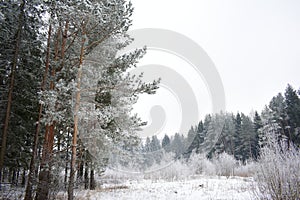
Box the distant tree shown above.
[240,113,257,161]
[143,137,154,166]
[269,93,288,139]
[144,137,151,152]
[252,111,262,158]
[149,136,162,163]
[197,121,204,133]
[201,114,225,158]
[150,136,161,151]
[284,84,300,145]
[161,134,171,152]
[285,84,300,127]
[234,113,242,160]
[222,113,236,156]
[254,111,263,133]
[171,133,185,158]
[184,121,205,158]
[186,126,196,150]
[203,114,212,135]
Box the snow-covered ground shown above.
[60,176,258,200]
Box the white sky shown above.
[129,0,300,136]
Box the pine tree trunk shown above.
[84,162,89,189]
[0,0,25,186]
[21,168,26,187]
[8,168,12,183]
[78,161,84,181]
[24,24,52,200]
[90,166,96,190]
[12,169,16,186]
[35,19,70,198]
[35,126,51,200]
[68,31,86,200]
[35,27,61,200]
[64,131,70,189]
[77,145,84,182]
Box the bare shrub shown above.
[255,135,300,200]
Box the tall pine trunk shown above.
[24,24,52,200]
[90,166,96,190]
[84,162,89,189]
[64,131,70,189]
[0,0,25,186]
[35,20,69,200]
[68,29,86,200]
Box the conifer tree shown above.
[240,113,256,161]
[162,134,171,152]
[234,113,242,160]
[284,84,300,145]
[0,0,44,189]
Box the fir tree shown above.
[253,111,262,158]
[161,134,171,152]
[284,84,300,145]
[0,0,44,192]
[240,113,256,161]
[171,133,185,158]
[234,113,242,160]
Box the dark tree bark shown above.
[90,167,96,190]
[84,162,89,190]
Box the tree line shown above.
[140,84,300,165]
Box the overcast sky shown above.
[129,0,300,135]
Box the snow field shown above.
[69,176,258,200]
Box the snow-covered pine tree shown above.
[162,134,171,152]
[28,0,157,199]
[220,113,235,156]
[0,0,26,181]
[199,113,225,158]
[269,93,288,136]
[49,1,159,199]
[77,35,159,174]
[0,0,44,191]
[252,111,262,158]
[284,84,300,145]
[259,106,282,148]
[185,126,196,150]
[240,113,257,161]
[171,133,185,158]
[233,112,243,160]
[183,121,205,158]
[195,115,211,154]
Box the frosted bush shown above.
[188,152,216,176]
[201,158,217,176]
[144,152,190,181]
[103,165,143,184]
[145,160,190,181]
[255,136,300,200]
[235,160,257,177]
[214,152,236,177]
